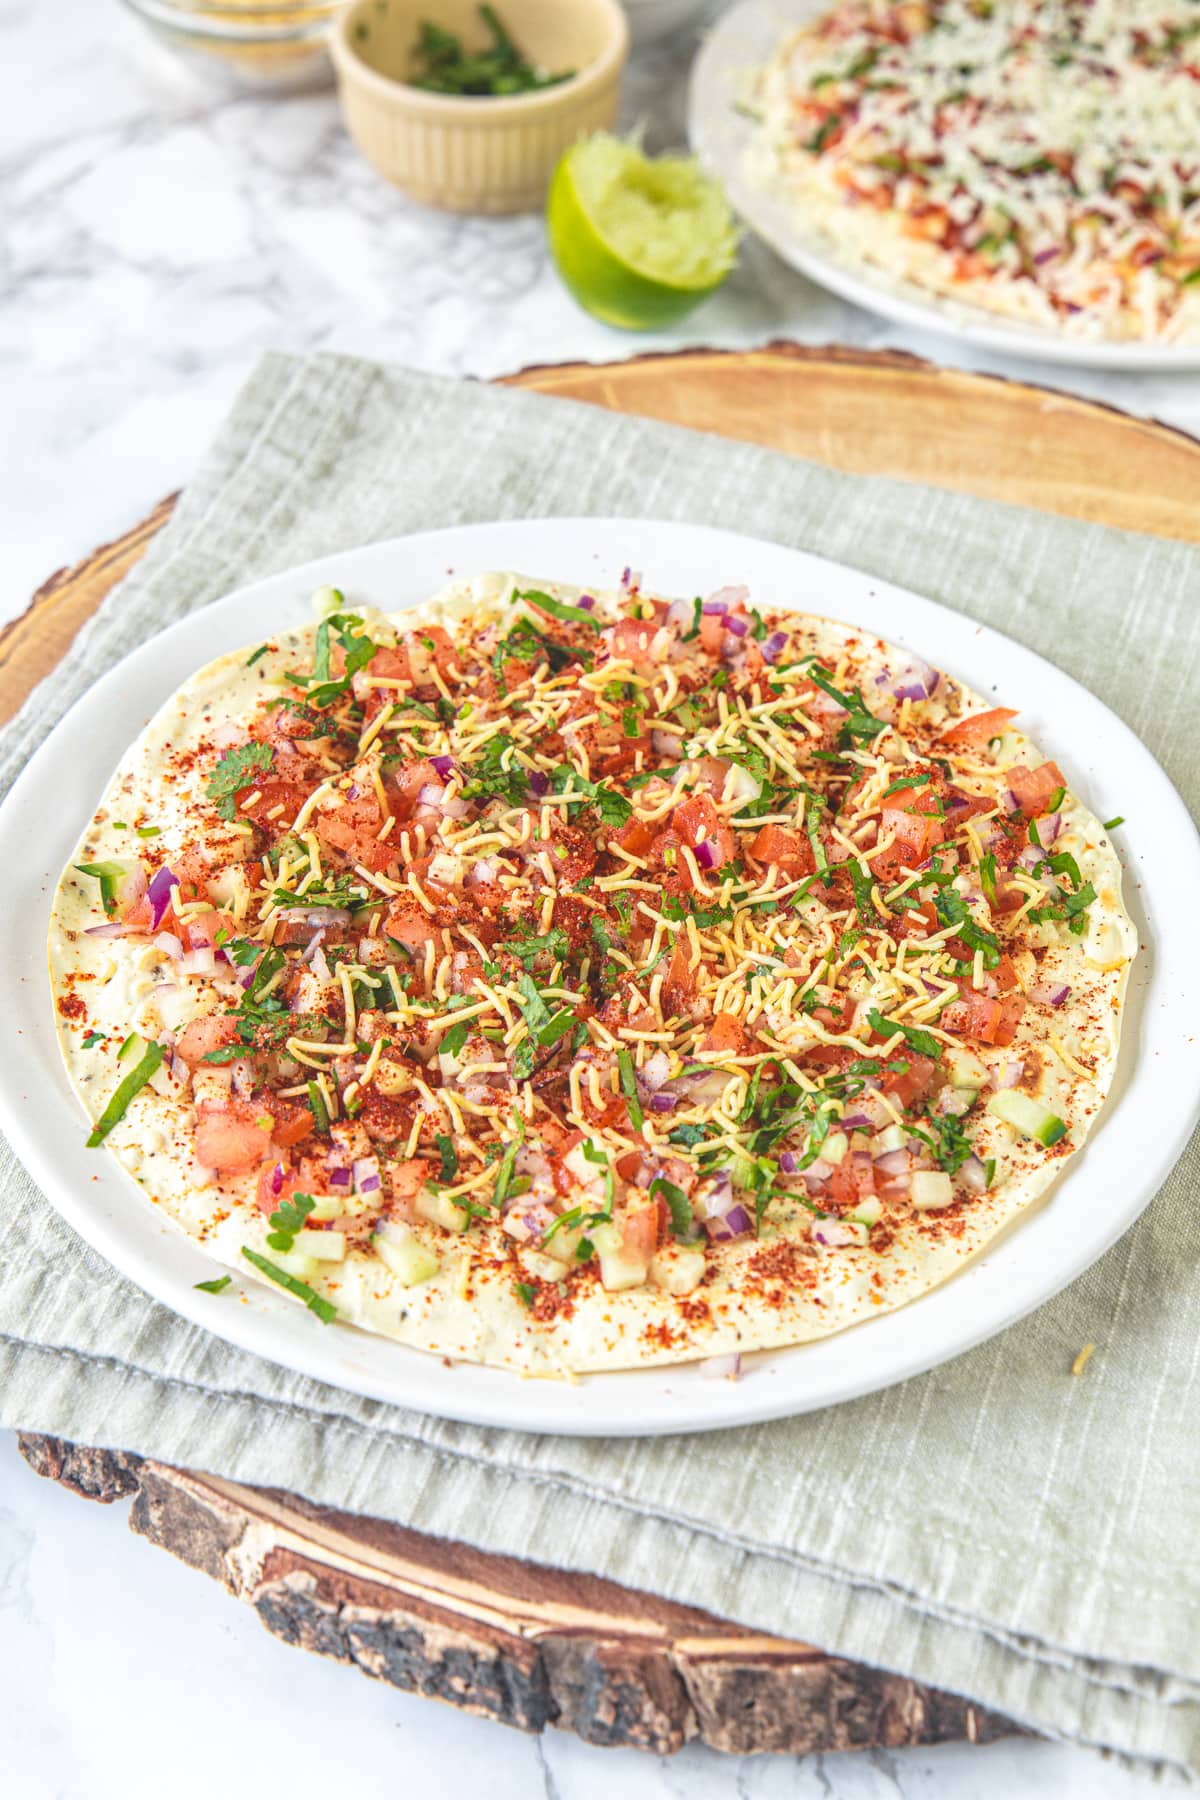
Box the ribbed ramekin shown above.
[330,0,630,215]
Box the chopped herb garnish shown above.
[516,587,601,629]
[617,1049,644,1130]
[86,1039,164,1146]
[194,1274,233,1294]
[205,742,274,821]
[1102,815,1124,831]
[515,1281,536,1309]
[241,1247,336,1323]
[866,1007,942,1060]
[75,861,131,918]
[436,1133,459,1183]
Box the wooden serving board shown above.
[14,342,1197,1757]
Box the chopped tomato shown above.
[940,707,1019,746]
[880,798,946,862]
[749,825,814,878]
[1006,761,1066,819]
[613,815,657,860]
[828,1152,876,1210]
[662,936,699,1014]
[617,1200,661,1265]
[387,758,442,819]
[269,1096,316,1150]
[701,1010,748,1056]
[176,1015,239,1071]
[316,795,395,871]
[602,615,660,668]
[941,989,1024,1046]
[195,1099,274,1173]
[698,614,726,656]
[671,792,736,870]
[878,1052,939,1108]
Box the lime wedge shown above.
[547,134,738,331]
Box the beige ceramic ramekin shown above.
[331,0,630,215]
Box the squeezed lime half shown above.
[547,134,738,331]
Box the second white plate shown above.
[689,0,1200,372]
[2,517,1197,1436]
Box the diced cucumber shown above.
[416,1186,469,1234]
[851,1196,883,1226]
[873,1123,907,1155]
[305,1192,374,1222]
[542,1222,587,1265]
[821,1130,849,1166]
[374,1223,440,1287]
[986,1089,1067,1146]
[946,1047,989,1091]
[649,1247,706,1295]
[911,1171,955,1210]
[589,1221,648,1292]
[290,1228,346,1262]
[269,1249,321,1282]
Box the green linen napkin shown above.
[2,351,1198,1782]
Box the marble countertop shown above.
[0,1,1186,1794]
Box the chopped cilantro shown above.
[205,742,274,821]
[435,1133,458,1183]
[882,772,933,798]
[617,1049,644,1130]
[500,922,569,969]
[866,1007,942,1060]
[649,1175,695,1242]
[86,1040,165,1146]
[266,1191,316,1254]
[1102,815,1124,831]
[515,1281,536,1309]
[241,1247,336,1323]
[194,1274,232,1294]
[440,1020,470,1059]
[516,587,601,629]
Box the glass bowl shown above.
[119,0,342,93]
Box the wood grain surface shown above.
[13,338,1177,1755]
[5,342,1200,726]
[17,1434,1017,1757]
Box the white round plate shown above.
[2,518,1197,1437]
[690,0,1200,372]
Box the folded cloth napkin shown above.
[3,351,1198,1782]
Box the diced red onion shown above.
[270,1162,286,1196]
[1039,812,1063,843]
[311,945,331,983]
[813,1218,868,1248]
[960,1154,989,1194]
[997,1059,1024,1088]
[761,631,789,664]
[84,922,127,939]
[348,782,360,800]
[578,594,596,611]
[702,597,729,616]
[699,1353,741,1381]
[153,931,183,961]
[1004,790,1022,816]
[778,1149,801,1175]
[231,1059,255,1099]
[148,865,180,930]
[416,783,446,807]
[724,614,749,638]
[704,1204,753,1241]
[279,905,351,929]
[874,1148,912,1177]
[1030,981,1070,1006]
[693,839,718,871]
[664,597,695,631]
[707,585,748,615]
[431,755,455,779]
[637,1049,671,1093]
[700,1172,734,1217]
[301,929,326,966]
[651,729,682,758]
[328,1165,352,1189]
[891,657,939,702]
[649,1092,677,1114]
[1033,246,1060,265]
[353,1156,382,1196]
[528,770,550,798]
[840,1110,873,1131]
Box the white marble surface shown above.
[0,1,1188,1794]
